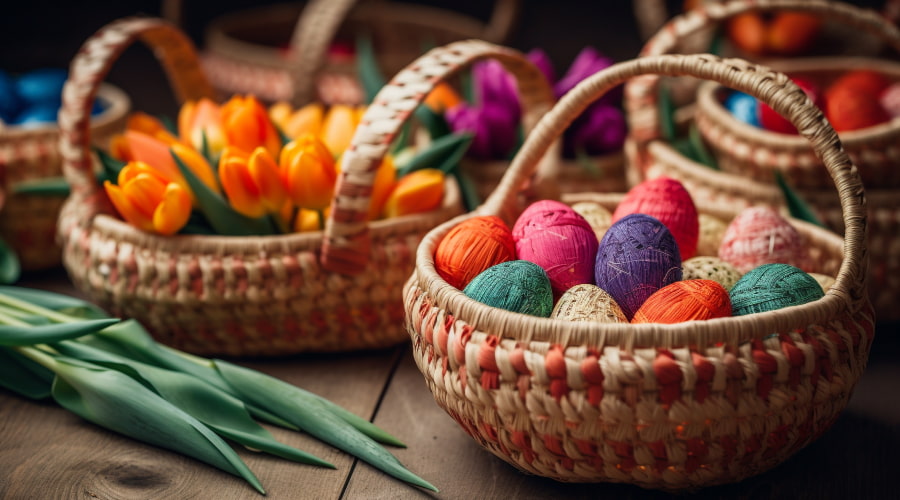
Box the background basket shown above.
[403,53,872,490]
[55,18,554,357]
[0,84,129,273]
[168,0,520,106]
[625,0,900,320]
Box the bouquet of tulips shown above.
[101,94,451,236]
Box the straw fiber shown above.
[403,53,872,490]
[55,18,554,356]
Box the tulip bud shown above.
[280,134,338,210]
[382,168,444,218]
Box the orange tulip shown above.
[283,102,325,140]
[320,104,362,155]
[381,168,444,218]
[268,101,294,131]
[367,156,398,220]
[127,111,181,145]
[220,95,283,158]
[170,142,221,197]
[104,161,192,235]
[219,146,287,218]
[424,82,462,113]
[178,97,227,158]
[293,207,330,232]
[280,134,337,211]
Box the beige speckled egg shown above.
[571,201,613,241]
[550,284,627,323]
[809,272,836,292]
[682,256,743,291]
[697,213,728,257]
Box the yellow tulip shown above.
[268,101,294,131]
[219,146,287,218]
[283,102,325,140]
[382,168,444,218]
[319,104,362,155]
[104,161,192,235]
[280,134,337,211]
[178,98,227,159]
[221,95,282,158]
[293,207,330,232]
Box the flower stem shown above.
[0,292,79,324]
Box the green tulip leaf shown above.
[0,346,53,399]
[413,105,452,141]
[52,340,333,468]
[10,177,70,196]
[214,359,436,492]
[775,170,825,228]
[688,123,718,169]
[396,132,473,178]
[49,355,265,494]
[0,237,21,285]
[659,84,677,142]
[0,318,119,346]
[94,146,127,184]
[451,169,481,212]
[356,33,386,104]
[171,150,278,236]
[0,286,108,320]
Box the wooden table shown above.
[1,269,898,500]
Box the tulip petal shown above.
[124,130,180,182]
[219,157,264,219]
[320,105,359,155]
[283,102,324,139]
[153,183,193,235]
[248,147,288,213]
[104,181,154,232]
[367,157,397,220]
[382,168,444,218]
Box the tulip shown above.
[178,98,227,159]
[526,49,557,90]
[280,134,337,211]
[293,207,331,232]
[566,104,627,156]
[126,111,180,145]
[283,102,325,140]
[319,104,362,155]
[267,101,294,131]
[104,161,192,235]
[170,142,221,197]
[367,156,398,220]
[220,95,283,159]
[554,46,618,106]
[446,103,519,160]
[381,168,444,218]
[218,146,287,218]
[423,83,462,114]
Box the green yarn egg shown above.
[463,260,554,317]
[729,263,825,316]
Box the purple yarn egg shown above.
[594,213,683,320]
[512,199,599,297]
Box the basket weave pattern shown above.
[404,53,872,489]
[56,18,553,356]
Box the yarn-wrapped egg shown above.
[809,272,836,293]
[550,284,627,323]
[611,176,699,259]
[513,199,599,297]
[697,213,728,257]
[571,201,613,241]
[729,263,824,316]
[718,206,807,274]
[632,279,732,324]
[434,215,516,289]
[594,213,682,320]
[463,260,554,317]
[682,256,742,291]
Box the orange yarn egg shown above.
[434,215,516,289]
[631,279,732,324]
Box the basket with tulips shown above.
[56,17,554,356]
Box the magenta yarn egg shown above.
[512,199,599,297]
[718,206,807,274]
[611,176,700,259]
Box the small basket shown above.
[177,0,520,106]
[404,53,873,490]
[0,84,129,272]
[625,0,900,320]
[56,18,554,357]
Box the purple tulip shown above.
[526,48,557,89]
[565,103,626,157]
[447,102,519,160]
[554,46,620,106]
[473,60,521,120]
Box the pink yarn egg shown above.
[718,206,807,274]
[611,176,699,259]
[512,199,599,297]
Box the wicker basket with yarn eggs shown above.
[434,176,829,325]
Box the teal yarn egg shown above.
[463,260,554,317]
[729,263,825,316]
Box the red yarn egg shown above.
[631,279,732,324]
[513,199,599,297]
[717,206,807,274]
[434,215,516,289]
[611,176,699,259]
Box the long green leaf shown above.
[396,133,473,178]
[94,146,127,184]
[356,33,386,104]
[0,347,53,399]
[0,286,108,321]
[775,170,825,228]
[11,176,70,196]
[451,169,481,212]
[659,84,677,142]
[52,340,333,468]
[0,237,21,285]
[171,151,278,236]
[0,318,119,346]
[214,359,437,492]
[46,354,265,495]
[413,105,452,141]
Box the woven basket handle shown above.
[322,39,555,275]
[626,0,900,171]
[483,53,869,303]
[59,17,216,199]
[287,0,520,106]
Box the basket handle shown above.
[287,0,521,106]
[322,39,555,275]
[625,0,900,173]
[59,17,216,200]
[481,53,868,304]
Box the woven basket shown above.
[403,53,873,490]
[0,84,129,273]
[625,0,900,320]
[55,18,554,357]
[179,0,520,106]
